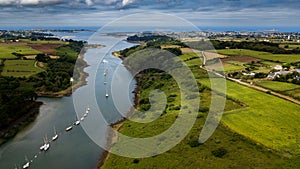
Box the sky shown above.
[0,0,299,31]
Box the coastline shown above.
[0,101,43,146]
[36,44,104,98]
[96,51,141,169]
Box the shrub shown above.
[211,147,228,158]
[133,159,140,164]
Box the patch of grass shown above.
[218,64,245,72]
[255,81,300,92]
[217,49,300,63]
[22,39,68,45]
[0,45,41,59]
[55,46,79,59]
[2,60,44,77]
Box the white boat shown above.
[40,137,46,151]
[104,81,107,85]
[106,93,109,98]
[80,117,85,121]
[87,107,90,111]
[65,125,73,131]
[52,127,58,141]
[23,161,29,169]
[103,69,107,76]
[83,113,87,117]
[40,144,45,151]
[74,120,80,125]
[44,143,50,151]
[43,135,50,151]
[22,156,30,169]
[86,110,89,114]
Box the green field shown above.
[199,77,300,155]
[255,81,300,92]
[0,45,41,59]
[216,64,245,72]
[55,46,79,59]
[217,49,300,63]
[1,60,44,77]
[20,39,69,45]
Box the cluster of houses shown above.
[240,64,300,80]
[267,65,300,79]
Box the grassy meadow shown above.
[216,49,300,63]
[0,45,41,59]
[1,60,44,77]
[255,81,300,92]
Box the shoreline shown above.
[96,51,141,169]
[36,44,104,98]
[0,101,43,146]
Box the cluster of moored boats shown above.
[18,106,91,169]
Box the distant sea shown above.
[1,26,299,32]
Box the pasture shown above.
[0,45,41,59]
[199,77,300,155]
[255,81,300,92]
[217,49,300,63]
[2,60,44,77]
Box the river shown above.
[0,31,137,169]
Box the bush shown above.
[133,159,140,164]
[188,139,201,148]
[211,147,228,158]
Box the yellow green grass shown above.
[20,39,68,45]
[2,60,44,77]
[199,77,300,155]
[0,45,41,59]
[255,81,300,92]
[217,49,300,63]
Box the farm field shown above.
[255,81,300,92]
[1,60,44,77]
[0,45,41,59]
[216,49,300,63]
[199,77,300,155]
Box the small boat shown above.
[86,110,89,114]
[44,143,50,151]
[43,135,50,151]
[40,144,45,151]
[52,127,58,141]
[22,156,30,169]
[80,117,85,121]
[40,137,46,151]
[104,81,107,85]
[83,113,87,117]
[105,93,109,98]
[87,107,90,111]
[103,69,107,76]
[74,120,80,125]
[65,126,73,132]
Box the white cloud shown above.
[121,0,135,7]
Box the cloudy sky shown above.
[0,0,299,30]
